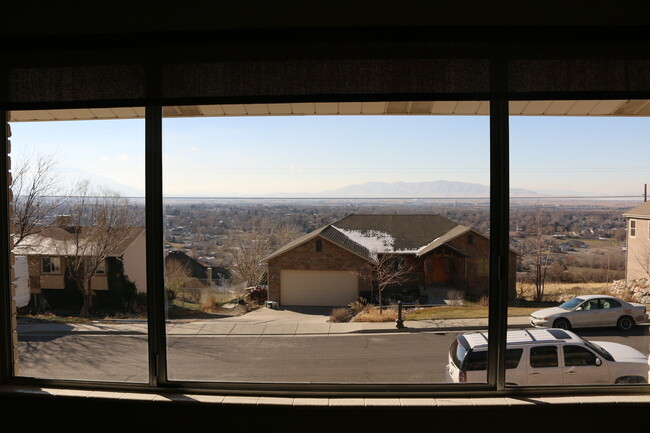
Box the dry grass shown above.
[352,306,398,322]
[517,281,611,302]
[405,306,539,321]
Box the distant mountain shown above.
[267,181,543,198]
[58,167,144,198]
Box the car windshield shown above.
[559,298,584,310]
[582,339,615,362]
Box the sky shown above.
[8,109,650,199]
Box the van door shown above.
[527,345,564,385]
[562,344,609,385]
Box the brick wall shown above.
[447,231,517,299]
[266,236,372,302]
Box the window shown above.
[601,298,621,309]
[94,260,106,275]
[161,102,490,385]
[41,256,61,274]
[477,258,489,277]
[563,345,599,366]
[631,219,636,237]
[505,348,524,369]
[9,109,148,383]
[530,346,559,368]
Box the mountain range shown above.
[265,180,568,198]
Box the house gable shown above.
[266,236,373,303]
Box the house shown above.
[263,214,517,307]
[623,201,650,281]
[165,250,230,287]
[13,224,146,303]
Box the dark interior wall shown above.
[3,2,650,429]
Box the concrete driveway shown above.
[217,306,333,325]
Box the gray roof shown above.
[262,214,473,263]
[623,201,650,218]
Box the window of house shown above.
[41,256,61,274]
[477,258,489,277]
[631,220,636,237]
[94,260,106,275]
[315,239,322,252]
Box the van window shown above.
[450,339,468,369]
[465,350,487,371]
[530,346,559,368]
[563,345,599,366]
[463,348,523,371]
[505,348,523,369]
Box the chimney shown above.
[645,184,647,202]
[207,267,212,286]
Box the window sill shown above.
[3,384,650,407]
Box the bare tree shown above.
[355,253,416,310]
[522,206,555,301]
[60,181,141,317]
[226,222,302,286]
[10,151,65,246]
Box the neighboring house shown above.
[623,201,650,281]
[263,214,517,307]
[165,250,229,287]
[13,224,146,299]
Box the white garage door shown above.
[280,270,359,306]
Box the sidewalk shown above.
[16,315,532,337]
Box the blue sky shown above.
[8,111,649,198]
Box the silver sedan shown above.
[530,294,648,331]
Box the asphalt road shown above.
[15,325,650,384]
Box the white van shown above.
[446,328,649,385]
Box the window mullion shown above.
[145,105,167,387]
[488,55,510,391]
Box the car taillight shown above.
[459,370,467,383]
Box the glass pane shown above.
[508,102,650,387]
[9,110,148,382]
[163,102,491,384]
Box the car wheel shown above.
[617,316,635,331]
[553,318,571,330]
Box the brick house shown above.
[263,214,517,307]
[623,201,650,281]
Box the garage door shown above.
[280,270,359,306]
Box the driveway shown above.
[215,306,333,325]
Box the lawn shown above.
[404,306,540,321]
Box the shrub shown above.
[446,289,465,306]
[348,297,370,314]
[246,285,268,303]
[330,307,353,323]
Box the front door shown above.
[427,256,451,285]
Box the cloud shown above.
[190,146,199,152]
[99,156,110,162]
[117,154,129,161]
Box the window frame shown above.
[1,86,649,399]
[630,219,636,238]
[41,256,62,275]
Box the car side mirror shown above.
[575,307,583,311]
[595,358,602,366]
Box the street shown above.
[15,324,650,384]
